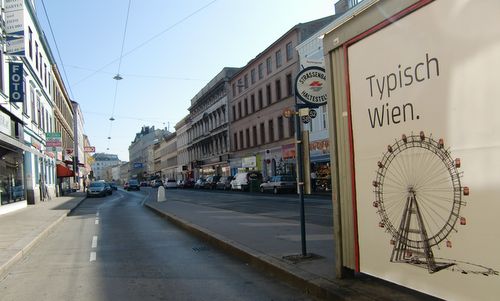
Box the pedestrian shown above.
[311,170,317,192]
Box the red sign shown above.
[84,146,96,153]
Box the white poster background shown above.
[347,1,500,300]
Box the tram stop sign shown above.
[295,66,328,107]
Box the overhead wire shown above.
[40,0,74,99]
[107,0,133,152]
[72,0,218,86]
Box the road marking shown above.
[92,236,98,248]
[90,252,96,262]
[96,212,100,217]
[95,219,99,225]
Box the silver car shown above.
[259,175,297,194]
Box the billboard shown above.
[346,1,500,300]
[4,0,25,56]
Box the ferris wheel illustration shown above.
[372,131,469,273]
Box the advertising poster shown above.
[346,1,500,300]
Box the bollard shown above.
[157,186,166,202]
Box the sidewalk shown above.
[0,192,86,278]
[145,194,439,301]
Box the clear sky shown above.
[35,0,336,161]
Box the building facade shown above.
[174,116,191,180]
[187,67,239,179]
[228,16,335,177]
[128,126,167,180]
[90,153,120,180]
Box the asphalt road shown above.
[0,189,316,301]
[161,187,334,227]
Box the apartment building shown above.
[187,67,239,179]
[228,15,335,177]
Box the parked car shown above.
[164,179,178,189]
[126,179,140,191]
[215,176,233,190]
[152,179,163,188]
[181,179,195,189]
[109,182,118,190]
[104,182,113,195]
[194,178,206,189]
[203,175,221,189]
[231,171,263,191]
[87,182,109,197]
[260,175,297,194]
[140,181,149,187]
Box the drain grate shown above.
[192,246,210,252]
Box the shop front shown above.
[309,139,331,191]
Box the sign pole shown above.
[295,100,307,257]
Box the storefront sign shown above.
[5,0,25,56]
[46,132,62,148]
[295,66,328,106]
[84,146,96,153]
[241,156,256,168]
[9,62,24,102]
[346,1,500,300]
[281,144,296,160]
[0,110,11,135]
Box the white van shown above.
[230,171,262,191]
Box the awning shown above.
[57,164,74,178]
[63,160,85,167]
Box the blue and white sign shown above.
[133,162,144,169]
[9,62,24,103]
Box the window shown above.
[0,51,3,91]
[232,83,236,97]
[36,96,41,126]
[266,84,272,106]
[268,119,275,142]
[244,74,248,89]
[277,116,284,139]
[35,42,39,70]
[275,50,282,68]
[260,123,266,144]
[266,57,272,74]
[30,87,35,120]
[250,69,256,84]
[289,116,295,138]
[244,98,248,116]
[44,64,47,87]
[275,79,281,101]
[286,73,293,96]
[232,105,236,121]
[252,126,258,147]
[286,42,293,61]
[258,89,263,109]
[258,63,264,80]
[239,131,244,149]
[29,27,33,58]
[245,128,250,149]
[39,53,43,76]
[233,133,238,151]
[23,79,28,114]
[238,102,242,119]
[250,94,255,113]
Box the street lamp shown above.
[113,74,123,80]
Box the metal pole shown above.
[295,103,307,257]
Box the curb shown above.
[0,196,87,279]
[144,201,368,301]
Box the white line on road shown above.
[90,252,96,262]
[96,212,100,217]
[92,236,98,248]
[95,219,99,225]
